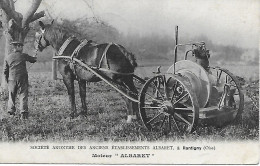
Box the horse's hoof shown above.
[79,111,88,117]
[126,115,137,123]
[70,112,78,119]
[135,114,141,121]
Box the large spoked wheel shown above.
[138,74,199,134]
[210,67,244,121]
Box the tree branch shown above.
[22,0,42,27]
[0,0,17,21]
[30,10,45,23]
[8,0,15,11]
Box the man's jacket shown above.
[4,52,36,81]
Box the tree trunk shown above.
[0,0,44,89]
[1,20,28,89]
[0,37,10,89]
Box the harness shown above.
[71,39,90,60]
[57,36,77,56]
[54,37,134,77]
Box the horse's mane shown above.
[44,25,73,48]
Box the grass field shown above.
[0,64,258,142]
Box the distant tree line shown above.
[0,18,258,65]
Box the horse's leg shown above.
[122,76,139,123]
[62,74,77,118]
[78,79,87,116]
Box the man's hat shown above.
[10,41,24,46]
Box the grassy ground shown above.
[0,71,258,142]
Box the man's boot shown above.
[20,112,29,120]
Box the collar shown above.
[57,36,77,56]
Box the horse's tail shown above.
[127,52,138,69]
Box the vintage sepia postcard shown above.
[0,0,259,164]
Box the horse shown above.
[34,21,138,123]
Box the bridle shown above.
[29,31,47,70]
[35,30,49,52]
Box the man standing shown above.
[3,41,37,119]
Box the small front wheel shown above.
[138,75,199,134]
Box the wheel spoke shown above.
[170,83,178,102]
[144,92,164,104]
[225,75,230,83]
[229,79,235,84]
[162,76,169,99]
[146,112,163,124]
[175,113,191,126]
[229,84,237,88]
[217,70,223,84]
[144,101,162,105]
[225,82,236,86]
[160,115,167,129]
[144,101,153,105]
[174,107,193,111]
[226,75,235,84]
[142,106,161,109]
[171,115,180,132]
[168,116,172,131]
[172,93,188,106]
[152,80,165,100]
[175,108,193,115]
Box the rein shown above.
[27,49,39,70]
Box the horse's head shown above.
[34,20,54,52]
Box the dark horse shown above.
[34,21,138,123]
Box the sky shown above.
[15,0,259,49]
